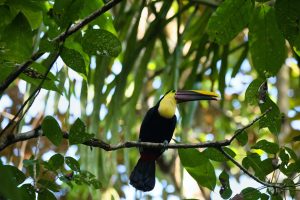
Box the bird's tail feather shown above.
[129,158,155,192]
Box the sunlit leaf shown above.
[207,0,253,44]
[60,47,87,78]
[251,139,279,154]
[178,148,216,190]
[81,29,121,57]
[245,78,264,106]
[249,5,286,77]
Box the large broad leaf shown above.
[203,147,236,162]
[69,118,94,145]
[275,0,300,56]
[81,29,121,57]
[249,5,286,77]
[41,116,63,146]
[241,187,261,200]
[178,148,216,190]
[251,139,279,154]
[60,47,87,78]
[0,13,33,63]
[0,165,26,200]
[207,0,253,44]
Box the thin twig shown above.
[216,146,282,189]
[0,0,123,95]
[229,107,272,144]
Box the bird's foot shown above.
[160,140,169,153]
[138,139,143,153]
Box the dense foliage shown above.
[0,0,300,199]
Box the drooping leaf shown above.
[284,147,297,161]
[81,29,121,57]
[279,148,289,165]
[42,116,63,146]
[245,78,265,106]
[275,0,300,56]
[249,5,286,77]
[207,0,253,44]
[69,118,94,145]
[52,0,83,29]
[251,139,279,154]
[219,170,232,199]
[259,96,281,135]
[178,148,216,190]
[242,153,274,180]
[65,157,80,172]
[0,13,33,62]
[60,47,87,78]
[19,184,36,200]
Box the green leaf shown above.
[219,170,232,199]
[21,8,43,30]
[241,187,261,200]
[236,130,248,146]
[38,189,56,200]
[242,153,273,180]
[69,118,94,145]
[19,184,36,200]
[279,148,289,165]
[245,78,265,106]
[203,147,228,162]
[275,0,300,54]
[207,0,253,44]
[249,5,286,77]
[283,178,295,198]
[81,29,122,57]
[284,147,297,161]
[259,96,281,135]
[41,116,63,146]
[89,179,102,189]
[52,0,83,29]
[46,154,64,171]
[65,157,80,172]
[60,47,87,78]
[178,148,216,190]
[251,139,279,154]
[271,193,283,200]
[0,165,26,185]
[0,5,16,29]
[0,13,33,62]
[38,179,60,192]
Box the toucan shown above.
[129,90,218,191]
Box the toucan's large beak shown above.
[175,90,219,103]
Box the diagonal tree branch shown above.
[216,146,283,189]
[0,0,124,95]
